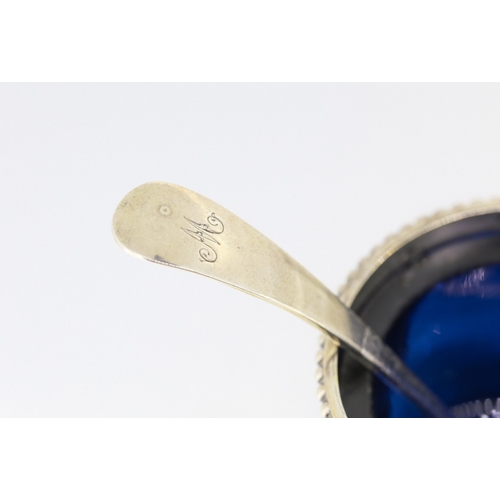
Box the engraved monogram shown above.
[181,213,225,263]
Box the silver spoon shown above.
[112,182,450,418]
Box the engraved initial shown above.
[181,213,225,263]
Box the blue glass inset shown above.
[373,263,500,418]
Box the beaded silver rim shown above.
[452,398,500,418]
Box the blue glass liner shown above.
[373,263,500,417]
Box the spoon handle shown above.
[112,182,449,418]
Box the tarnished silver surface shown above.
[112,182,448,418]
[318,198,500,418]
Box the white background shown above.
[1,83,500,417]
